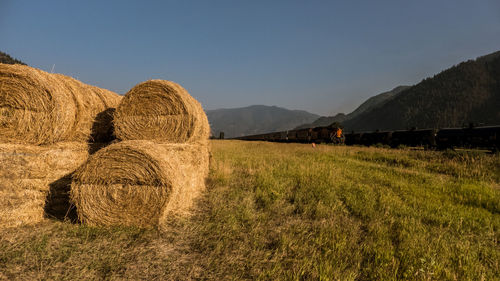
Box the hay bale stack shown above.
[72,80,211,228]
[0,63,122,145]
[114,80,209,143]
[70,140,209,228]
[0,64,122,228]
[0,142,88,228]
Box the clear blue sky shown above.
[1,0,499,115]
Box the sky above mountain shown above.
[1,0,499,115]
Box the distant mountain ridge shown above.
[4,49,498,135]
[207,105,319,138]
[342,50,500,131]
[294,113,349,129]
[295,86,410,129]
[347,86,410,119]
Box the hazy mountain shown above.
[295,86,410,129]
[207,105,320,138]
[0,51,26,65]
[342,50,500,132]
[294,113,348,129]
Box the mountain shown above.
[342,50,500,132]
[347,86,410,119]
[207,105,320,138]
[294,113,348,129]
[0,51,26,65]
[295,86,410,129]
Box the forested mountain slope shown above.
[343,51,500,131]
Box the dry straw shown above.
[0,63,122,145]
[70,140,209,228]
[0,142,89,228]
[114,80,209,143]
[0,64,122,228]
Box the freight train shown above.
[233,125,500,151]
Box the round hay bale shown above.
[0,64,75,144]
[114,80,209,143]
[54,75,122,143]
[70,140,209,228]
[0,64,121,144]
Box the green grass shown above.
[1,140,499,280]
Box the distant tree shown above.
[0,51,26,65]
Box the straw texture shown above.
[0,142,89,228]
[0,63,121,144]
[0,64,122,228]
[114,80,209,143]
[70,140,209,228]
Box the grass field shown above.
[1,140,499,280]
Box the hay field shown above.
[1,140,499,280]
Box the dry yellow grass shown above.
[114,80,209,144]
[70,140,209,229]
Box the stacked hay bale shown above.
[113,80,209,143]
[71,80,210,228]
[0,64,121,228]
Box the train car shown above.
[360,131,392,146]
[344,132,363,145]
[236,133,268,141]
[287,130,298,142]
[265,133,276,141]
[259,133,269,141]
[280,131,288,142]
[462,126,500,150]
[435,128,465,149]
[312,127,331,143]
[311,125,346,144]
[268,131,282,142]
[310,128,319,142]
[292,128,311,143]
[391,129,437,148]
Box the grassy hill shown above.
[207,105,319,138]
[1,140,498,280]
[343,51,500,131]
